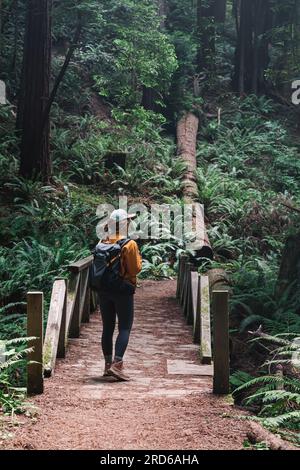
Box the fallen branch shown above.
[248,325,271,339]
[247,422,295,450]
[280,199,300,215]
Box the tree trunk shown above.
[177,113,213,259]
[276,233,300,304]
[197,0,216,74]
[208,268,230,291]
[233,0,272,95]
[233,0,253,94]
[177,113,199,200]
[253,0,273,94]
[18,0,52,181]
[10,0,19,77]
[0,1,2,51]
[141,86,157,111]
[157,0,167,28]
[213,0,227,23]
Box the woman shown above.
[98,209,142,381]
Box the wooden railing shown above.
[27,256,95,395]
[26,253,230,396]
[176,255,230,395]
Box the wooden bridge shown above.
[27,255,230,397]
[9,255,252,450]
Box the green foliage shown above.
[84,0,178,107]
[140,242,178,279]
[0,106,19,178]
[0,0,300,443]
[233,335,300,435]
[0,338,32,414]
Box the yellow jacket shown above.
[103,235,142,286]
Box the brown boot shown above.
[103,362,112,377]
[108,361,130,382]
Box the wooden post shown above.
[27,292,44,395]
[186,264,196,326]
[191,272,200,343]
[182,263,190,317]
[57,279,67,359]
[212,290,230,395]
[69,274,81,338]
[80,268,90,323]
[199,276,212,365]
[180,258,187,307]
[176,256,183,299]
[43,280,67,376]
[68,257,93,337]
[82,285,91,323]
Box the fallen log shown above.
[208,268,231,291]
[176,112,213,259]
[177,112,199,200]
[247,422,295,451]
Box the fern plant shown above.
[0,338,33,414]
[233,334,300,434]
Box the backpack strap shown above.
[105,238,131,268]
[117,238,132,250]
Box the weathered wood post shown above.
[183,262,191,318]
[176,255,183,299]
[68,256,93,338]
[81,268,90,323]
[57,279,67,359]
[186,263,196,326]
[43,279,67,377]
[180,256,188,307]
[212,289,230,394]
[191,272,200,343]
[199,276,212,365]
[69,274,81,338]
[27,292,44,395]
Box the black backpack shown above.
[89,238,132,293]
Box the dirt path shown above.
[2,280,251,450]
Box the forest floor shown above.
[1,280,256,450]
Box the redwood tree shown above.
[196,1,227,77]
[18,0,52,181]
[233,0,273,95]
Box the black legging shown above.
[99,292,134,361]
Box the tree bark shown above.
[233,0,272,95]
[233,0,253,95]
[197,0,216,74]
[177,113,199,200]
[213,0,227,23]
[141,86,157,111]
[0,1,2,52]
[18,0,52,181]
[247,422,296,450]
[177,112,213,259]
[10,0,19,77]
[157,0,167,28]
